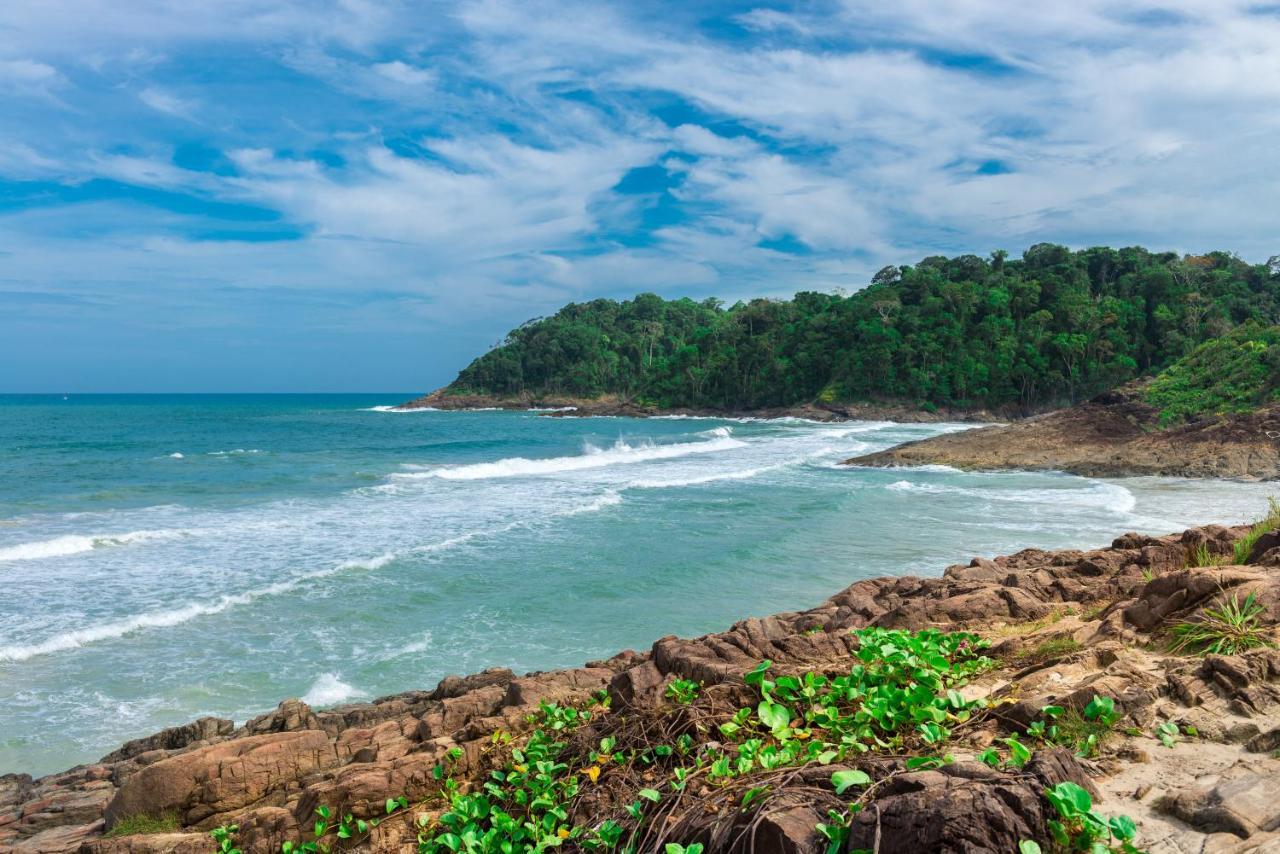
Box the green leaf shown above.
[831,769,872,794]
[1108,814,1137,841]
[639,788,661,802]
[744,660,773,686]
[1019,842,1043,854]
[757,699,790,731]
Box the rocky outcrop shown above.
[3,521,1280,853]
[847,385,1280,479]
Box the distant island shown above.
[404,245,1280,419]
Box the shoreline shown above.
[846,388,1280,481]
[394,389,1026,424]
[6,516,1280,852]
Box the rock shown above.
[242,700,320,735]
[1245,727,1280,754]
[843,750,1093,853]
[100,718,235,764]
[1161,762,1280,838]
[104,731,336,830]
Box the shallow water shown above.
[0,394,1273,776]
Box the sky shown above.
[2,1,1279,392]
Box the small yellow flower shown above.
[583,766,601,783]
[557,828,571,839]
[513,764,527,773]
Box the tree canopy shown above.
[1145,322,1280,425]
[447,245,1280,412]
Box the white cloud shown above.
[138,86,198,120]
[372,60,435,85]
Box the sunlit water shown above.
[0,394,1274,776]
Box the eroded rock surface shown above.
[3,521,1279,853]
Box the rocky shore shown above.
[5,518,1280,853]
[847,386,1280,480]
[395,390,1009,423]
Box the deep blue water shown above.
[0,394,1272,776]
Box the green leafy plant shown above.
[664,678,701,705]
[1169,592,1274,656]
[1155,721,1179,748]
[1043,781,1145,853]
[209,825,242,854]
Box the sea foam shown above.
[395,435,745,481]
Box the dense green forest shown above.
[1146,322,1280,425]
[448,245,1280,411]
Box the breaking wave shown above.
[0,530,185,563]
[394,435,745,481]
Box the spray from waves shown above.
[393,435,745,481]
[0,493,625,662]
[0,530,186,563]
[168,452,184,459]
[208,449,264,456]
[302,673,362,706]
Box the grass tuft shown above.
[1169,591,1275,656]
[1233,497,1280,564]
[1186,542,1230,568]
[1017,636,1083,666]
[105,812,181,838]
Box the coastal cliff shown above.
[5,517,1280,853]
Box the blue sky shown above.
[2,1,1279,392]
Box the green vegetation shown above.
[1232,497,1280,564]
[447,245,1280,411]
[210,824,242,854]
[1017,636,1084,666]
[104,811,180,837]
[1169,591,1275,656]
[1145,323,1280,425]
[1042,781,1142,853]
[1186,542,1230,568]
[979,695,1122,769]
[212,627,1152,854]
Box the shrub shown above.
[1170,592,1275,656]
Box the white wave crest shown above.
[168,452,184,459]
[302,673,362,706]
[395,436,744,481]
[208,449,263,456]
[362,405,438,412]
[0,530,184,562]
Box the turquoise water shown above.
[0,394,1274,776]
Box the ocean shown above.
[0,394,1273,776]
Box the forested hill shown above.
[445,245,1280,412]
